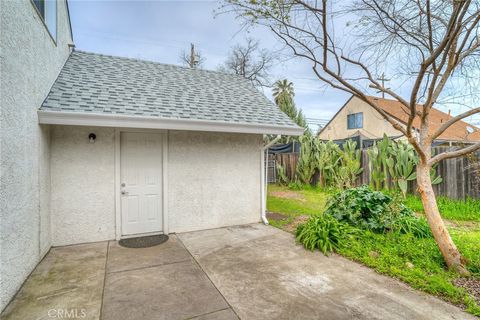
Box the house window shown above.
[32,0,57,42]
[347,112,363,129]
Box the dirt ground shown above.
[453,278,480,305]
[282,215,310,234]
[269,190,306,202]
[266,212,288,221]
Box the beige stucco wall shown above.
[168,131,262,233]
[0,0,72,310]
[318,97,404,140]
[50,126,116,246]
[49,127,263,245]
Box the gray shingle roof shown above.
[40,51,298,129]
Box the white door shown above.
[120,132,163,236]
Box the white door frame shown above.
[114,128,169,240]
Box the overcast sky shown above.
[68,0,479,128]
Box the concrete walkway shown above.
[1,224,475,320]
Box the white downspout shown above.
[261,135,281,224]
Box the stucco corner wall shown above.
[50,126,116,246]
[0,0,73,311]
[167,131,263,233]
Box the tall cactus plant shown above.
[367,134,392,190]
[333,140,363,189]
[387,140,417,197]
[296,134,317,185]
[367,144,384,190]
[315,140,340,188]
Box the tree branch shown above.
[431,107,480,140]
[429,142,480,165]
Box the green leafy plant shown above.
[276,164,289,185]
[296,214,358,254]
[324,185,394,232]
[368,135,392,190]
[325,140,363,190]
[315,140,341,188]
[296,134,317,185]
[392,215,432,238]
[367,143,385,191]
[323,185,429,237]
[365,136,443,197]
[387,140,418,197]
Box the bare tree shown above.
[180,43,206,68]
[222,0,480,275]
[219,38,275,87]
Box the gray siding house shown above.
[0,0,302,312]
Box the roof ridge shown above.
[72,49,245,80]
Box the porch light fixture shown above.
[89,133,96,143]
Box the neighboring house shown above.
[318,96,480,144]
[0,1,302,312]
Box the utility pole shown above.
[377,72,390,98]
[369,72,390,98]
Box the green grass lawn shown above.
[405,195,480,222]
[266,185,330,228]
[267,185,480,315]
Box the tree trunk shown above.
[416,163,470,275]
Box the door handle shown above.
[121,190,128,195]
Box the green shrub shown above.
[324,185,430,237]
[296,214,358,254]
[324,185,397,232]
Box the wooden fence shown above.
[268,147,480,199]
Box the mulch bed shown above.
[453,277,480,304]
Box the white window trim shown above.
[30,0,57,45]
[347,112,363,130]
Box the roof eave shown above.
[37,110,304,136]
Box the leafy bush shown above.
[324,185,396,232]
[296,214,358,254]
[324,185,430,237]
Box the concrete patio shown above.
[1,224,475,320]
